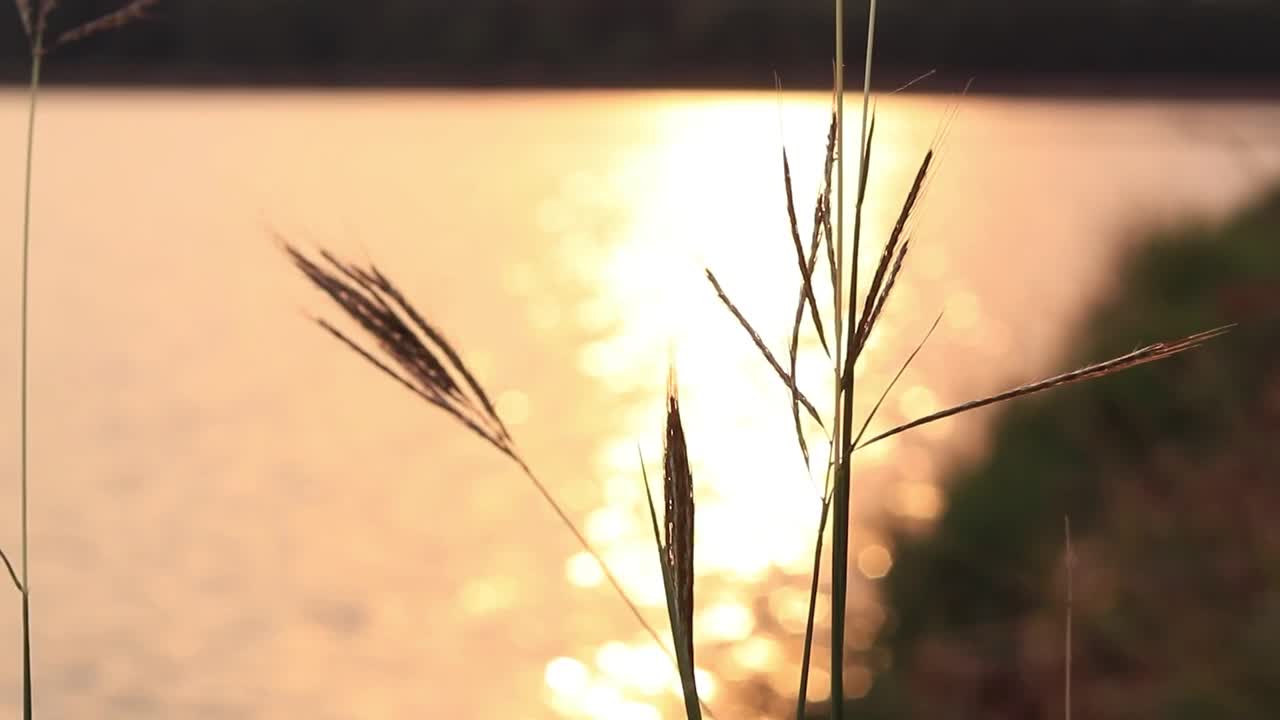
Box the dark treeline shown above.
[2,1,1279,88]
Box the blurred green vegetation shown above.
[854,184,1280,718]
[3,1,1280,84]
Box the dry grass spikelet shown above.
[857,326,1232,450]
[14,0,160,49]
[55,0,160,48]
[663,370,696,668]
[284,243,514,456]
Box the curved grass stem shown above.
[19,37,43,720]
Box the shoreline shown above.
[1,65,1279,100]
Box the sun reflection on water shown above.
[530,92,973,717]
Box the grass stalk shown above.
[829,0,878,714]
[829,419,851,718]
[795,495,831,720]
[829,0,848,712]
[11,7,160,714]
[0,548,20,593]
[18,33,43,720]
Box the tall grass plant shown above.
[9,3,161,717]
[287,2,1226,718]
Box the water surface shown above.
[0,89,1277,719]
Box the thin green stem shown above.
[20,38,44,720]
[831,2,877,716]
[830,0,848,714]
[21,47,41,597]
[21,594,31,720]
[795,495,832,720]
[510,458,666,665]
[0,546,21,592]
[858,1,877,182]
[830,378,852,720]
[833,0,846,382]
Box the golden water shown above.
[0,90,1277,718]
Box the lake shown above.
[0,89,1277,719]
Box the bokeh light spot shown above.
[858,545,893,579]
[565,551,605,588]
